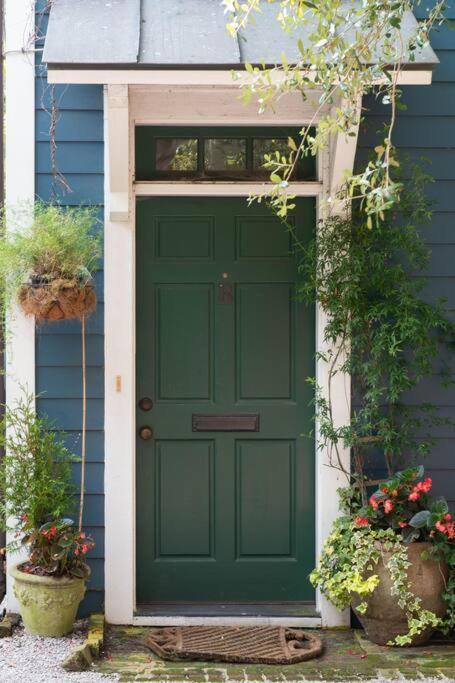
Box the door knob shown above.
[139,425,154,441]
[139,397,154,411]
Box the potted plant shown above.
[0,202,101,322]
[0,393,94,637]
[311,466,454,646]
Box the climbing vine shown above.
[297,169,455,500]
[224,0,446,221]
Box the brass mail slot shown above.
[192,413,259,432]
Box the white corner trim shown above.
[107,85,130,222]
[47,68,434,87]
[104,85,136,623]
[313,100,361,627]
[329,96,361,206]
[104,83,358,627]
[4,0,36,613]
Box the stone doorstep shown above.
[61,612,105,672]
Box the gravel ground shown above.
[0,620,119,683]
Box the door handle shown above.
[139,397,154,411]
[139,425,154,441]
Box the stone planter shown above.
[10,563,87,637]
[353,542,447,646]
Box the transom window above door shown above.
[135,127,317,181]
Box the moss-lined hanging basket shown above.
[18,278,96,322]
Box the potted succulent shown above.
[0,202,101,322]
[311,467,454,646]
[0,393,94,637]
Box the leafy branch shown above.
[224,0,446,220]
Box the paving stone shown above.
[92,625,455,682]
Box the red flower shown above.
[369,495,379,510]
[435,521,446,533]
[354,516,369,527]
[444,513,452,521]
[408,490,420,502]
[381,486,388,494]
[384,499,394,514]
[398,521,408,528]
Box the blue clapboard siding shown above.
[356,6,455,507]
[35,4,104,615]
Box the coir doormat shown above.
[145,626,323,665]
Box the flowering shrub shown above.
[19,517,94,579]
[0,392,95,579]
[311,466,454,646]
[354,466,454,544]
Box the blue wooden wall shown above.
[35,2,104,614]
[357,2,455,507]
[33,0,455,616]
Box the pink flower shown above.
[408,490,420,502]
[435,521,446,533]
[444,513,452,521]
[398,521,408,528]
[354,516,369,527]
[369,495,379,510]
[384,499,394,514]
[416,477,432,493]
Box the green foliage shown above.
[298,172,455,497]
[0,392,77,532]
[224,0,446,218]
[0,202,101,325]
[0,392,94,578]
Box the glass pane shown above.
[253,138,291,170]
[204,139,246,171]
[156,138,198,171]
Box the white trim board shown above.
[4,0,36,613]
[48,68,434,87]
[132,616,322,628]
[134,182,323,198]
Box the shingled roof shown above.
[43,0,438,70]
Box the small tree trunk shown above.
[78,315,87,532]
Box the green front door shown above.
[136,197,315,605]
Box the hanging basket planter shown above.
[18,278,96,322]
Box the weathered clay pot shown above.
[10,563,87,637]
[353,542,447,646]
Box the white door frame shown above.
[104,84,354,627]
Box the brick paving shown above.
[93,626,455,681]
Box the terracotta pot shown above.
[10,563,87,637]
[17,278,96,322]
[352,542,447,646]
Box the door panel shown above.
[237,284,293,400]
[136,196,315,604]
[156,284,214,400]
